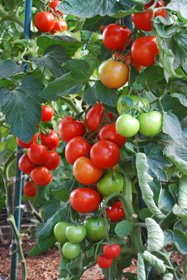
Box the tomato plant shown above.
[62,242,81,260]
[23,181,37,197]
[54,222,70,245]
[41,105,54,122]
[98,123,126,148]
[138,111,163,137]
[103,244,121,259]
[28,143,49,165]
[97,255,113,268]
[40,129,60,150]
[97,170,124,196]
[31,166,52,186]
[84,218,108,241]
[116,114,140,137]
[59,116,86,142]
[34,12,55,32]
[65,225,86,243]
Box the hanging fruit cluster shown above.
[34,0,67,34]
[18,105,60,197]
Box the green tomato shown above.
[53,222,70,245]
[84,218,109,241]
[66,225,86,243]
[116,114,140,137]
[62,242,81,260]
[138,111,162,137]
[97,170,124,196]
[117,92,149,115]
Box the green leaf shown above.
[145,218,164,252]
[0,60,23,78]
[173,204,187,218]
[171,93,187,107]
[144,143,171,181]
[27,244,46,257]
[83,16,114,31]
[83,85,98,105]
[137,253,146,280]
[173,229,187,254]
[158,189,175,214]
[178,176,187,209]
[163,141,187,175]
[136,153,166,218]
[114,220,133,238]
[167,0,187,20]
[163,273,174,280]
[143,251,166,274]
[162,112,183,145]
[0,76,44,142]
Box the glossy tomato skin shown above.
[44,150,60,170]
[106,205,125,222]
[40,130,60,150]
[31,166,52,186]
[97,256,113,268]
[70,188,101,213]
[65,225,86,243]
[41,105,54,122]
[84,218,109,241]
[90,140,120,169]
[23,181,37,197]
[131,36,159,67]
[49,0,63,15]
[138,111,162,137]
[73,157,103,185]
[103,244,121,259]
[98,123,126,148]
[62,242,81,260]
[16,133,37,148]
[85,103,113,132]
[65,136,91,165]
[28,143,49,165]
[132,0,166,31]
[59,116,86,142]
[97,170,124,196]
[99,59,129,89]
[18,154,36,174]
[54,222,70,244]
[103,24,131,50]
[116,114,140,138]
[51,19,67,34]
[34,12,55,32]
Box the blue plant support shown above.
[10,1,32,279]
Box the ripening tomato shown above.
[49,0,63,16]
[102,24,131,50]
[103,244,121,259]
[28,143,49,165]
[31,166,52,186]
[85,103,113,132]
[16,134,37,148]
[65,136,91,165]
[99,59,129,89]
[98,123,126,148]
[73,157,103,185]
[40,130,59,150]
[131,36,159,67]
[70,188,101,213]
[18,154,36,174]
[138,111,163,137]
[97,256,113,268]
[23,181,37,197]
[90,140,120,169]
[34,12,55,32]
[97,170,124,196]
[59,116,86,142]
[41,105,54,122]
[51,19,67,34]
[116,114,140,138]
[44,150,60,170]
[132,0,167,31]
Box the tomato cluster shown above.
[97,244,121,268]
[34,0,67,34]
[17,105,60,198]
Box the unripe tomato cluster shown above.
[17,105,60,198]
[34,0,67,34]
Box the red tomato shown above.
[44,150,60,170]
[59,116,86,142]
[73,157,103,185]
[31,166,52,186]
[65,136,91,165]
[131,36,159,67]
[100,25,106,33]
[18,154,36,174]
[41,105,54,122]
[16,134,37,148]
[132,0,166,31]
[123,54,142,72]
[40,130,60,150]
[70,188,101,213]
[103,244,121,259]
[106,201,125,222]
[34,12,55,32]
[102,24,131,50]
[98,123,126,148]
[51,19,67,34]
[23,181,37,197]
[28,143,49,165]
[97,255,113,268]
[85,103,113,132]
[49,0,63,15]
[90,140,120,169]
